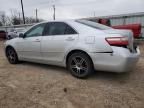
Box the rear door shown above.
[41,22,78,63]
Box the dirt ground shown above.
[0,41,144,108]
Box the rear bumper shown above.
[90,46,140,73]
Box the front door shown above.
[16,23,46,61]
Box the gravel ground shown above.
[0,41,144,108]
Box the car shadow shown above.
[21,61,68,74]
[20,61,131,83]
[90,70,131,84]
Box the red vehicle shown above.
[112,24,141,38]
[0,30,6,40]
[98,19,142,38]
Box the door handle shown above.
[34,39,40,42]
[66,37,75,41]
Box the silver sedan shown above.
[4,20,140,78]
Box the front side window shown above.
[25,23,46,37]
[43,22,77,36]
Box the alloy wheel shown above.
[70,56,88,76]
[7,49,16,63]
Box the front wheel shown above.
[67,52,94,79]
[6,47,19,64]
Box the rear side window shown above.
[65,25,77,34]
[43,22,77,36]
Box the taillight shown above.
[105,37,129,46]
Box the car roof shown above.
[35,19,76,25]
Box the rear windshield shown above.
[76,19,113,30]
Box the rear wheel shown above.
[6,47,19,64]
[67,52,94,79]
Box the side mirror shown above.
[19,33,24,38]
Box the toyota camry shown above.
[4,20,140,78]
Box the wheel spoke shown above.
[72,57,78,64]
[81,66,87,71]
[8,51,11,56]
[11,57,15,62]
[77,68,81,75]
[79,58,84,65]
[11,52,15,56]
[71,65,77,69]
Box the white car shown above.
[4,20,140,78]
[7,28,16,39]
[7,28,26,39]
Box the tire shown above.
[6,47,19,64]
[67,52,94,79]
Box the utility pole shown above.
[53,5,55,20]
[35,9,38,22]
[20,0,25,24]
[18,12,21,24]
[94,12,95,17]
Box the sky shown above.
[0,0,144,20]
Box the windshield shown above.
[76,19,113,30]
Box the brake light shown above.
[105,37,128,46]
